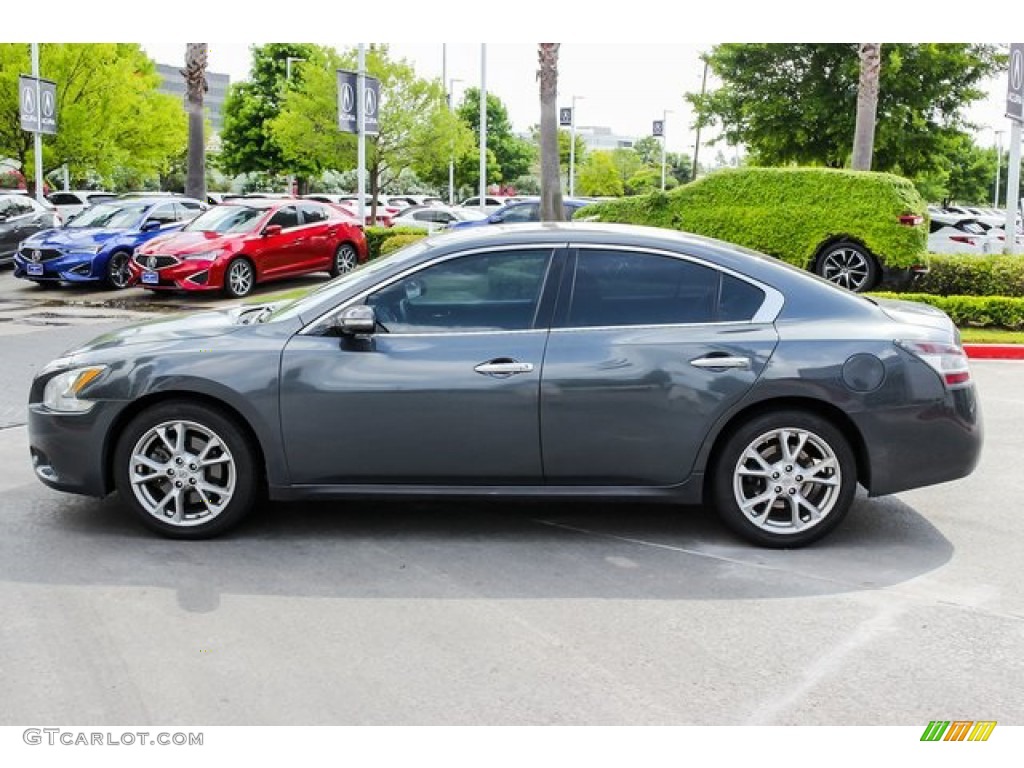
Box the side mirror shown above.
[141,220,162,232]
[335,305,377,335]
[263,224,283,237]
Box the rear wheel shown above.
[113,401,259,539]
[712,410,857,548]
[815,241,878,293]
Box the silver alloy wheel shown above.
[228,260,253,296]
[818,247,871,291]
[108,252,131,289]
[128,419,236,527]
[732,427,842,535]
[334,244,358,274]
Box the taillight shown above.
[899,214,924,226]
[897,340,972,388]
[950,235,975,245]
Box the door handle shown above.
[474,359,535,376]
[690,355,751,370]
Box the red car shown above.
[129,200,368,298]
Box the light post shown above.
[569,95,584,198]
[448,77,463,205]
[660,109,673,192]
[994,129,1005,208]
[284,56,305,195]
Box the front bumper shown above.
[13,251,104,283]
[128,259,220,291]
[28,400,127,497]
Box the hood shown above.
[874,297,956,335]
[64,307,249,356]
[24,227,125,250]
[140,230,241,254]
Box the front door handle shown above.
[474,359,535,377]
[690,355,751,370]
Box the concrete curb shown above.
[963,344,1024,360]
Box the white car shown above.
[928,211,998,255]
[459,195,521,210]
[45,190,117,221]
[391,204,487,232]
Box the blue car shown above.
[448,198,593,230]
[13,196,205,289]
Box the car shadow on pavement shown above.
[1,486,953,612]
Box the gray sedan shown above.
[27,223,982,546]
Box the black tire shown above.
[106,250,132,290]
[113,400,260,539]
[711,409,857,548]
[330,242,359,277]
[223,257,255,298]
[814,241,878,293]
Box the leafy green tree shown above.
[457,87,534,188]
[219,43,318,177]
[578,151,623,196]
[627,167,676,195]
[610,147,643,185]
[270,45,476,210]
[0,43,185,188]
[689,43,1002,177]
[632,136,663,166]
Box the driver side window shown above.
[364,249,553,334]
[267,206,300,229]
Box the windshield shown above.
[184,205,266,234]
[67,202,149,229]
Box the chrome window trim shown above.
[567,242,785,325]
[299,240,784,336]
[298,242,568,336]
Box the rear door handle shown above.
[690,355,751,370]
[474,359,535,376]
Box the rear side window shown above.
[565,249,764,327]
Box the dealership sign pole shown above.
[1004,43,1023,255]
[338,50,380,225]
[19,44,57,203]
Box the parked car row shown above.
[927,204,1024,255]
[8,197,367,297]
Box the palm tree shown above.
[852,43,881,171]
[537,44,564,221]
[183,43,208,201]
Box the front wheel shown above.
[106,250,132,290]
[712,410,857,548]
[815,242,878,293]
[330,243,359,277]
[224,257,255,298]
[113,401,259,539]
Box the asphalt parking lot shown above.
[0,297,1021,726]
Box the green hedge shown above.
[871,292,1024,329]
[379,233,428,256]
[907,255,1024,298]
[577,167,928,270]
[364,226,428,260]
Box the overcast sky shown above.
[140,40,1012,161]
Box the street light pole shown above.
[479,44,487,213]
[448,77,463,205]
[660,109,673,192]
[284,56,305,195]
[994,129,1004,208]
[569,95,584,198]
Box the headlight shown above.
[182,250,220,261]
[42,366,107,413]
